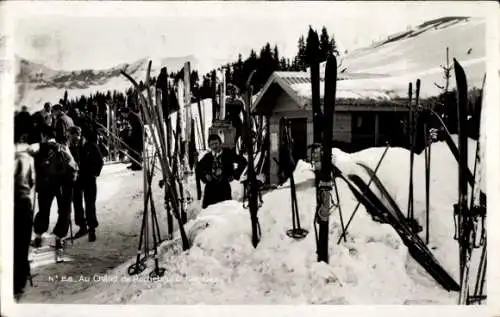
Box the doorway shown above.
[287,117,308,163]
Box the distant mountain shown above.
[15,16,486,112]
[15,54,200,112]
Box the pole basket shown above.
[286,228,309,240]
[128,258,147,275]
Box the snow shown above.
[291,17,485,102]
[17,136,485,306]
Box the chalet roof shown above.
[252,71,410,113]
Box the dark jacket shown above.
[14,111,33,139]
[33,141,79,189]
[197,148,247,185]
[197,148,247,209]
[31,110,54,142]
[70,137,104,179]
[127,111,144,150]
[54,113,75,144]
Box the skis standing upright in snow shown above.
[453,59,487,305]
[242,70,261,248]
[121,62,190,253]
[453,58,470,304]
[315,54,337,263]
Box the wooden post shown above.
[106,103,111,161]
[184,62,192,171]
[220,69,226,120]
[374,112,380,146]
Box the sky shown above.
[3,1,492,74]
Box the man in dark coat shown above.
[31,138,78,250]
[196,134,247,209]
[31,102,53,143]
[15,106,33,139]
[13,124,36,301]
[52,103,75,145]
[123,107,143,171]
[68,126,104,242]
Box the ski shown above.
[412,104,485,202]
[453,58,471,304]
[154,80,174,239]
[316,54,337,263]
[243,70,261,248]
[342,166,460,291]
[121,62,190,251]
[407,81,415,226]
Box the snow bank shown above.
[63,136,485,305]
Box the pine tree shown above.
[279,57,287,70]
[273,45,280,70]
[305,26,320,66]
[319,26,334,61]
[191,70,200,88]
[330,36,340,56]
[63,90,68,106]
[234,53,244,89]
[297,35,307,71]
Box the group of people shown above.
[14,102,105,300]
[13,100,254,301]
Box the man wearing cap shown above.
[52,103,75,145]
[68,126,104,242]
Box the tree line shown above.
[40,25,338,122]
[197,25,340,97]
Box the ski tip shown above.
[416,78,421,87]
[246,70,257,89]
[326,54,337,68]
[453,58,463,71]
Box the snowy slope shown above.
[28,137,484,305]
[15,55,199,112]
[294,17,485,100]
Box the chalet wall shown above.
[267,90,353,185]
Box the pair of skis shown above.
[453,59,487,305]
[242,70,262,248]
[311,54,338,263]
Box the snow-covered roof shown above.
[253,16,486,113]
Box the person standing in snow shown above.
[15,106,33,139]
[51,103,75,145]
[196,134,247,209]
[123,107,143,171]
[13,123,36,301]
[31,102,53,143]
[68,126,104,242]
[31,132,79,251]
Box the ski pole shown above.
[337,143,390,244]
[424,114,431,245]
[333,178,346,242]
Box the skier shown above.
[197,134,247,209]
[13,123,36,301]
[31,133,79,251]
[31,102,53,143]
[15,106,33,141]
[122,107,143,171]
[51,103,75,145]
[68,126,104,242]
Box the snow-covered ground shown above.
[19,161,205,302]
[17,136,485,306]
